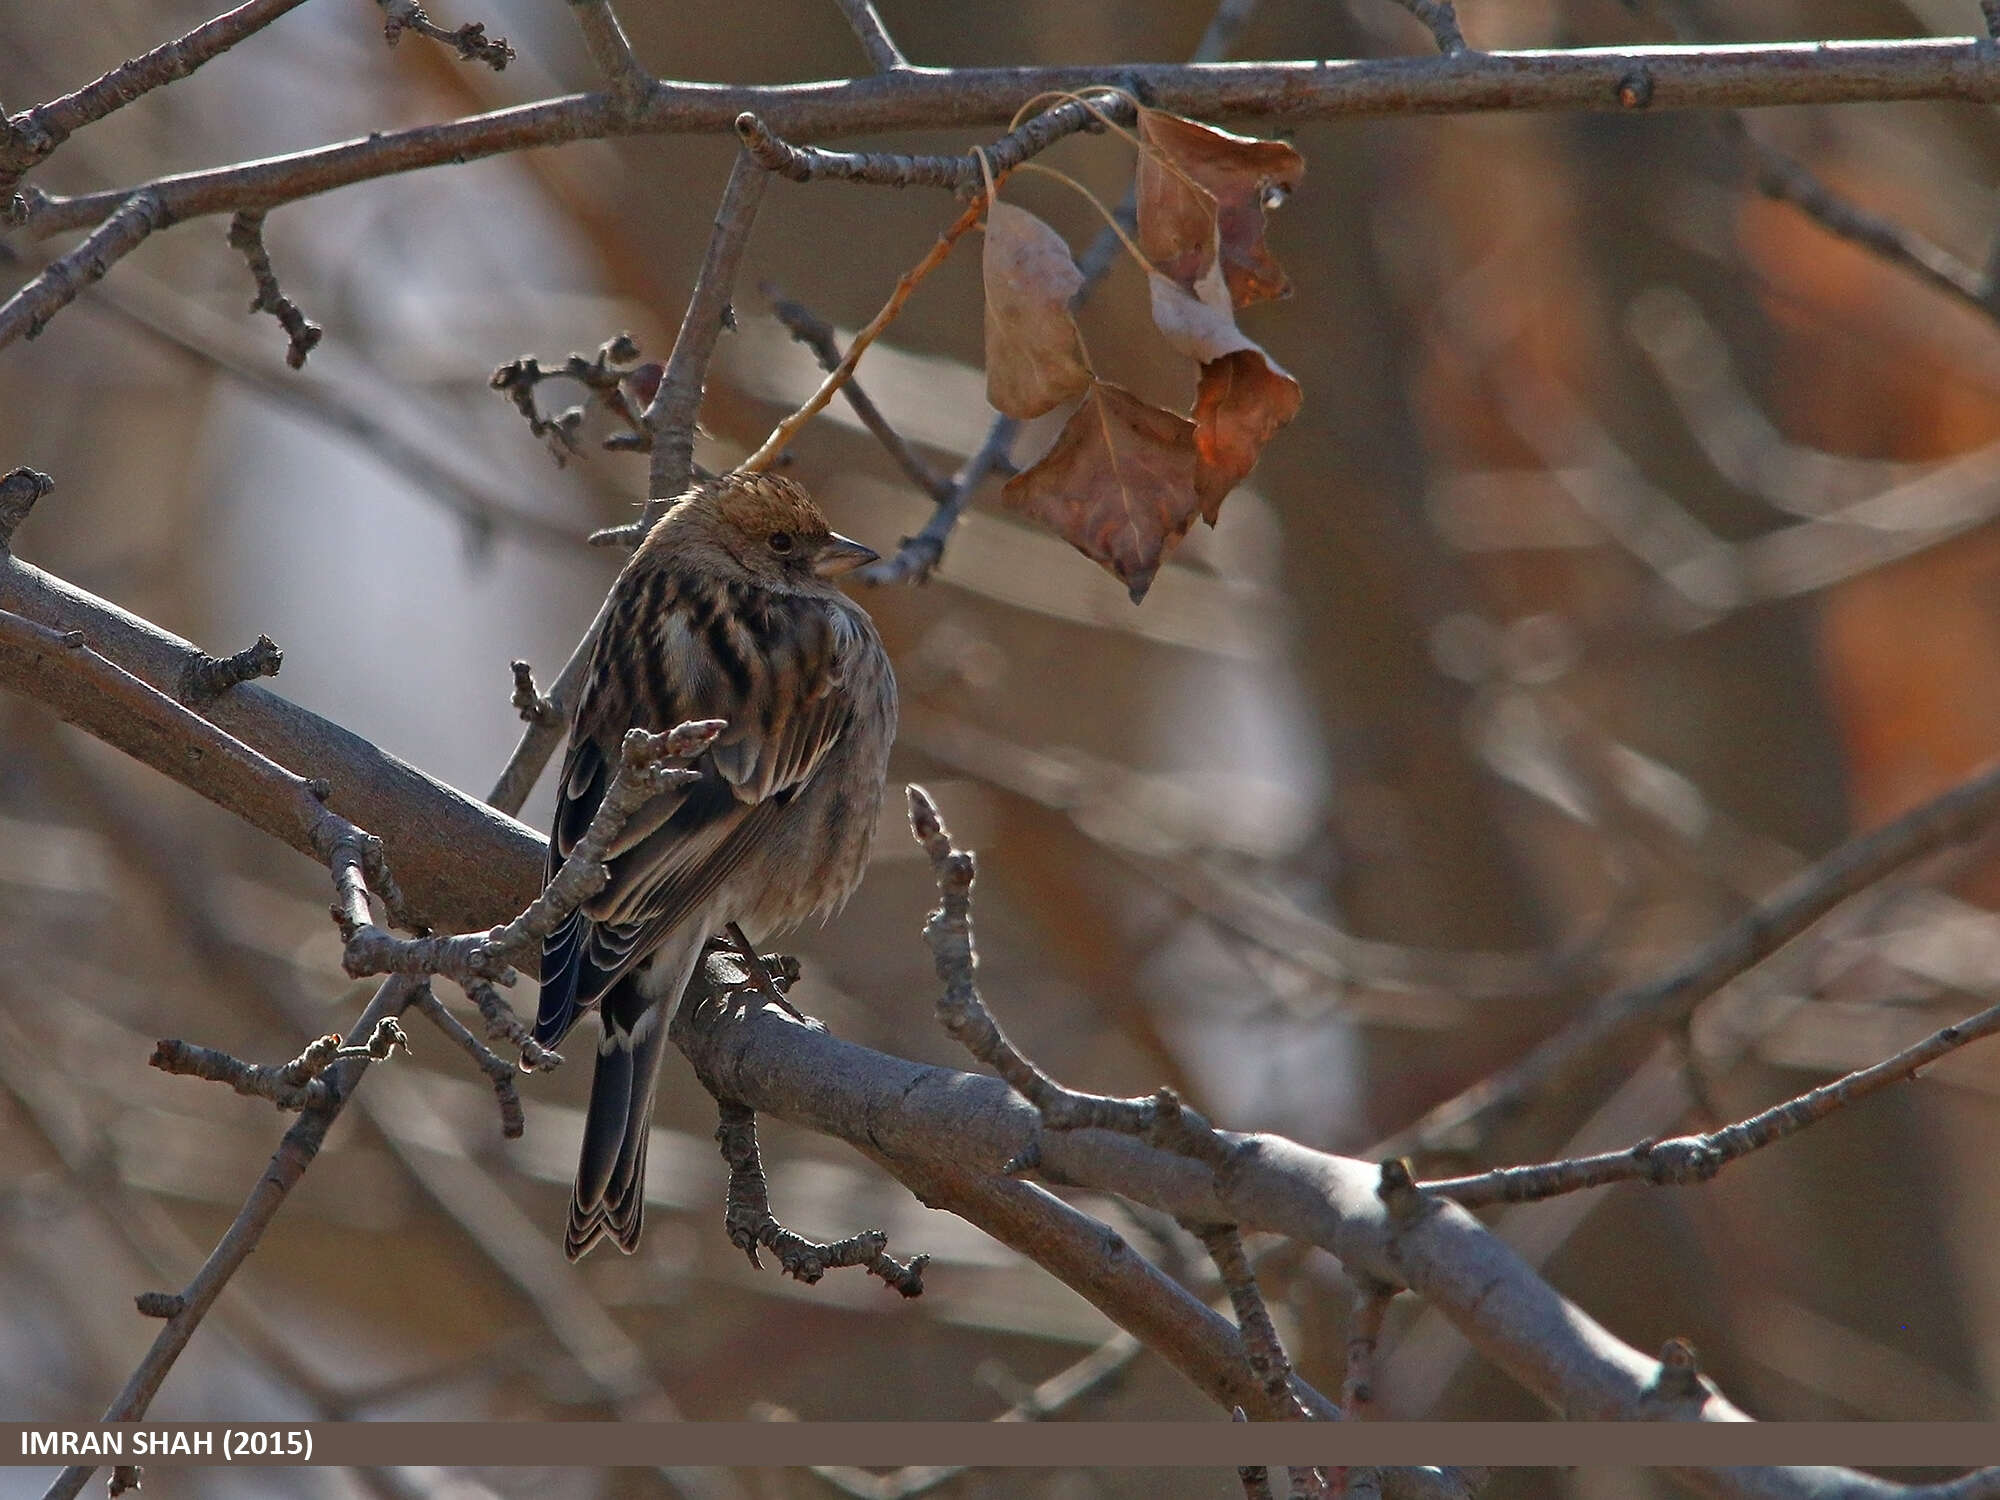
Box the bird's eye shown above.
[769,531,795,555]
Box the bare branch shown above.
[1342,1278,1395,1416]
[509,658,561,727]
[0,190,166,346]
[39,973,425,1500]
[181,632,283,700]
[1737,120,1997,316]
[1388,0,1467,55]
[629,150,771,533]
[336,721,722,986]
[832,0,909,72]
[0,552,545,934]
[907,783,1236,1172]
[738,192,984,476]
[408,986,529,1138]
[0,0,312,199]
[1193,1221,1318,1423]
[766,286,953,501]
[714,1096,928,1292]
[735,88,1130,189]
[19,42,2000,245]
[490,332,651,464]
[0,465,53,548]
[1423,995,2000,1207]
[567,0,650,109]
[375,0,514,70]
[225,210,321,367]
[1375,753,2000,1161]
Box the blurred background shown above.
[5,1,2000,1496]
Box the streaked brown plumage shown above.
[532,471,897,1260]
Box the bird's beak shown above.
[813,532,880,577]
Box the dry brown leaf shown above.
[1147,263,1255,363]
[1002,380,1198,602]
[1193,349,1302,522]
[1137,108,1305,307]
[983,198,1093,418]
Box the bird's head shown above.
[649,471,878,591]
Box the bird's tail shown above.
[565,934,705,1261]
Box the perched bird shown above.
[532,471,897,1260]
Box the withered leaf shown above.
[1002,381,1198,603]
[1147,263,1254,364]
[1193,349,1302,523]
[983,198,1093,418]
[1137,108,1305,307]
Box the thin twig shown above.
[765,286,953,501]
[734,89,1130,189]
[832,0,908,71]
[714,1095,927,1293]
[225,210,322,367]
[41,975,424,1500]
[1423,994,2000,1207]
[907,784,1238,1173]
[337,720,722,985]
[0,190,166,347]
[1374,752,2000,1160]
[375,0,514,69]
[0,0,312,198]
[739,193,986,475]
[408,985,529,1138]
[509,658,561,726]
[634,150,771,530]
[491,332,650,464]
[1193,1221,1318,1423]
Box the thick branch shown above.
[567,0,650,109]
[17,41,2000,243]
[0,552,544,936]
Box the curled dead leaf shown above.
[983,199,1093,418]
[1137,108,1305,307]
[1147,263,1254,364]
[1194,349,1302,522]
[1002,381,1198,602]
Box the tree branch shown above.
[0,190,166,346]
[1422,994,2000,1207]
[832,0,909,72]
[631,149,770,531]
[16,41,2000,244]
[0,551,544,935]
[0,0,313,199]
[1374,754,2000,1161]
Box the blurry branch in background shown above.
[1419,992,2000,1207]
[766,287,956,503]
[1376,755,2000,1161]
[38,972,425,1500]
[14,477,2000,1495]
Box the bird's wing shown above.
[533,584,854,1047]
